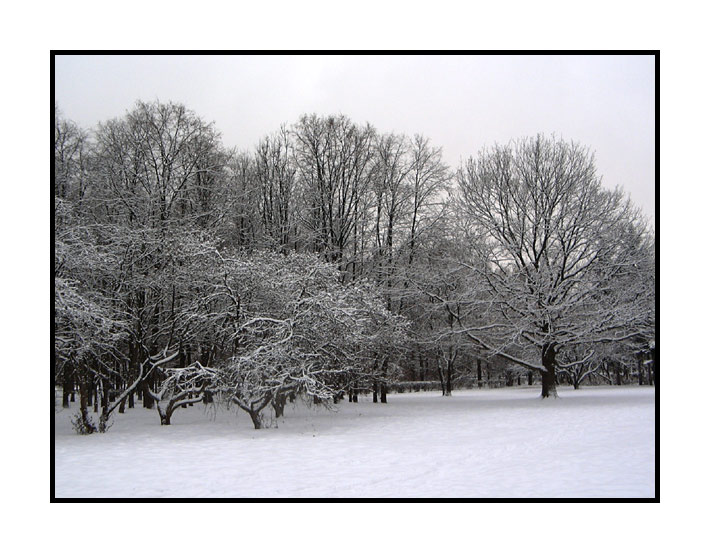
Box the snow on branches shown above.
[194,251,409,428]
[454,135,654,397]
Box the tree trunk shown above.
[477,359,483,388]
[158,405,171,425]
[527,371,533,386]
[380,358,388,403]
[248,410,263,429]
[62,382,71,408]
[102,378,110,411]
[437,362,446,396]
[62,364,73,408]
[273,393,286,418]
[373,382,378,403]
[505,371,515,387]
[77,377,96,434]
[541,343,558,398]
[652,347,657,386]
[444,361,452,396]
[142,376,155,409]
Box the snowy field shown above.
[53,386,655,499]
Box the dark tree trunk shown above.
[273,393,287,418]
[142,374,155,409]
[373,382,378,403]
[62,364,73,408]
[102,378,110,411]
[444,361,452,396]
[380,358,388,403]
[615,362,622,386]
[77,377,96,434]
[477,359,483,388]
[248,410,263,429]
[78,379,88,419]
[527,371,533,386]
[62,381,71,408]
[437,363,446,396]
[541,343,558,398]
[653,347,657,386]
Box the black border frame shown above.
[50,50,660,503]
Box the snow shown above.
[53,386,655,498]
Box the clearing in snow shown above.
[53,386,655,498]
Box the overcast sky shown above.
[55,54,655,222]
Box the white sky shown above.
[55,54,655,222]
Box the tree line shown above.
[54,100,655,432]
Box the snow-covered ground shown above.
[53,386,655,498]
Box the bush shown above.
[70,412,97,435]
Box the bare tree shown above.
[405,134,451,266]
[292,114,375,268]
[185,251,409,428]
[92,100,225,229]
[253,126,297,252]
[55,112,90,205]
[454,135,653,397]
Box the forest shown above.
[54,100,656,433]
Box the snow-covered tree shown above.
[292,114,376,267]
[199,252,409,428]
[454,135,654,397]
